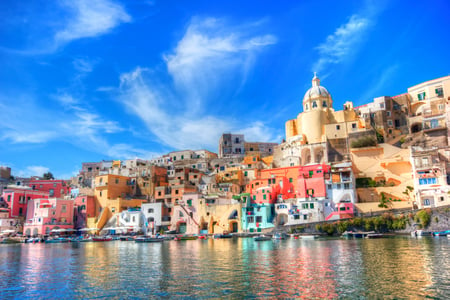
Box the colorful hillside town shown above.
[1,74,450,238]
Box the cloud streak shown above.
[118,18,278,150]
[1,0,130,55]
[312,15,371,74]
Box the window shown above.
[61,205,67,213]
[430,119,439,129]
[256,216,262,223]
[115,179,119,184]
[438,104,445,111]
[132,216,135,222]
[436,87,443,97]
[386,111,391,117]
[352,123,356,129]
[302,203,308,209]
[305,104,309,110]
[148,208,154,213]
[179,211,183,217]
[423,199,430,206]
[309,171,313,177]
[53,183,57,188]
[32,185,36,190]
[336,184,341,189]
[244,171,248,176]
[175,190,179,194]
[19,208,23,215]
[303,215,307,220]
[307,189,314,196]
[263,194,267,200]
[181,155,184,160]
[289,178,293,183]
[387,120,393,127]
[344,183,350,189]
[310,203,314,209]
[247,216,254,223]
[336,125,340,130]
[7,195,11,202]
[418,177,437,185]
[440,197,444,202]
[417,92,426,100]
[49,189,54,197]
[148,217,154,223]
[322,101,327,107]
[380,103,385,109]
[40,185,43,188]
[312,101,317,108]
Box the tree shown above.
[43,172,54,180]
[378,192,392,209]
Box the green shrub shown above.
[416,209,431,228]
[351,136,377,148]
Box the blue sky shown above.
[1,0,449,179]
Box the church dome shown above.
[302,73,332,110]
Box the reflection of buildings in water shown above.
[270,240,337,298]
[359,238,433,297]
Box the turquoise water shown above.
[0,237,449,299]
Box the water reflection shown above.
[0,237,448,298]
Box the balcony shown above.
[43,222,73,225]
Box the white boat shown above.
[272,232,287,240]
[300,235,319,240]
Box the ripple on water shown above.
[0,237,449,298]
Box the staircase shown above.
[179,204,200,228]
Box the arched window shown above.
[305,104,309,111]
[312,101,317,108]
[322,101,327,107]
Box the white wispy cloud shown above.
[55,0,131,45]
[0,92,147,161]
[72,58,95,73]
[164,17,277,112]
[1,0,130,55]
[117,18,278,150]
[312,15,371,74]
[16,166,50,178]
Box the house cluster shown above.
[1,74,450,236]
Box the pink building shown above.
[23,198,74,236]
[250,176,296,204]
[325,202,354,221]
[1,187,49,218]
[74,195,96,229]
[28,179,71,198]
[296,164,331,199]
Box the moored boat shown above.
[272,232,287,240]
[433,230,450,237]
[135,236,164,243]
[92,236,113,242]
[0,237,22,244]
[174,235,197,241]
[254,235,271,241]
[366,233,384,239]
[45,237,70,243]
[300,235,319,240]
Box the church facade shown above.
[273,74,374,167]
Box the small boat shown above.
[45,237,70,243]
[299,235,319,240]
[0,237,22,244]
[71,236,93,242]
[135,236,164,243]
[272,232,287,240]
[198,235,207,240]
[174,235,197,241]
[216,232,233,239]
[433,230,450,237]
[92,236,113,242]
[254,235,271,241]
[411,230,432,237]
[25,237,43,243]
[366,233,384,239]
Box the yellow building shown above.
[88,174,146,230]
[274,74,370,167]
